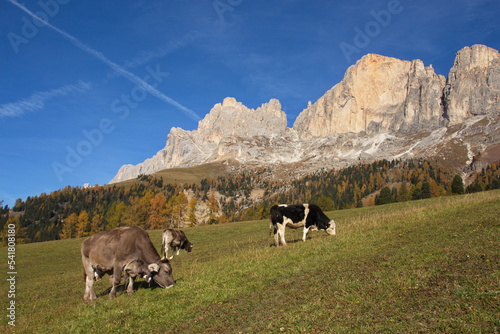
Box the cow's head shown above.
[183,241,194,253]
[147,260,175,288]
[326,220,336,236]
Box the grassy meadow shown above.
[1,191,499,333]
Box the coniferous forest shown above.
[1,159,499,244]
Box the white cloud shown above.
[0,81,91,118]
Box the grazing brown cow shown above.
[81,226,175,301]
[160,229,193,260]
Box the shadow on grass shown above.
[96,280,161,298]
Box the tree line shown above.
[1,159,498,244]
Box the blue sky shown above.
[1,0,499,207]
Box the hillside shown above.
[3,158,499,244]
[111,161,231,188]
[1,191,498,333]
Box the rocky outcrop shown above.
[293,54,446,138]
[444,44,500,124]
[110,45,500,184]
[110,97,292,183]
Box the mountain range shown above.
[110,44,500,184]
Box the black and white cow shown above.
[270,204,336,246]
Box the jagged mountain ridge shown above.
[110,45,500,184]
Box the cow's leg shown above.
[109,275,117,299]
[167,246,175,260]
[109,266,122,299]
[83,261,97,301]
[277,223,287,246]
[126,276,135,294]
[84,274,96,301]
[160,242,166,261]
[165,246,172,260]
[272,224,280,247]
[302,226,311,242]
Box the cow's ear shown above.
[148,263,160,273]
[160,258,170,264]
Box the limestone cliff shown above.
[293,54,446,138]
[110,97,292,183]
[443,44,500,124]
[110,45,500,184]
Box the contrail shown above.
[7,0,201,122]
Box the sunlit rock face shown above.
[443,44,500,125]
[110,45,500,184]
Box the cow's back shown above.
[81,227,128,265]
[163,229,183,247]
[82,226,159,266]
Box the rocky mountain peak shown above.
[197,97,287,140]
[110,45,500,184]
[293,52,445,138]
[453,44,499,71]
[444,45,500,124]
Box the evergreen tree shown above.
[376,187,394,205]
[490,177,500,190]
[451,175,464,194]
[421,181,432,199]
[411,187,422,200]
[317,195,335,211]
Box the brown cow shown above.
[160,229,193,260]
[81,226,175,301]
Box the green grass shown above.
[1,191,499,333]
